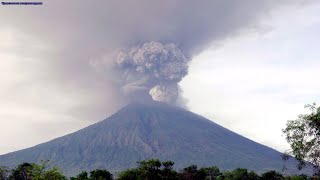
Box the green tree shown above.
[261,170,284,180]
[224,168,250,180]
[10,162,33,180]
[246,171,260,180]
[71,171,89,180]
[0,166,9,180]
[9,161,66,180]
[117,169,140,180]
[283,103,320,174]
[42,168,67,180]
[180,165,207,180]
[198,166,222,180]
[162,161,174,172]
[285,174,308,180]
[118,159,178,180]
[30,161,48,180]
[137,159,162,180]
[161,161,178,180]
[89,169,113,180]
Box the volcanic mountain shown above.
[0,102,300,176]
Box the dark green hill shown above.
[0,102,302,176]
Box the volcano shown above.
[0,102,300,176]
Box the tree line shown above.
[0,159,318,180]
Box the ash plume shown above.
[116,41,189,104]
[0,0,307,116]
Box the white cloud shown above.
[181,3,320,152]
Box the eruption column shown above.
[116,41,189,104]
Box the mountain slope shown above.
[0,102,300,176]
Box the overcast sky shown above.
[181,2,320,151]
[1,1,319,154]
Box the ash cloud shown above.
[116,41,189,104]
[0,0,308,113]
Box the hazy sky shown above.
[1,0,319,154]
[181,3,320,151]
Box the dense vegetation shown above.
[0,159,318,180]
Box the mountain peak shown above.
[122,101,180,111]
[0,102,301,176]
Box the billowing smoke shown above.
[0,0,307,116]
[116,41,189,104]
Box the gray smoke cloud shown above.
[116,41,189,103]
[0,0,309,115]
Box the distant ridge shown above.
[0,102,302,176]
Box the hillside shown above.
[0,102,301,176]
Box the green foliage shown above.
[247,171,260,180]
[284,174,308,180]
[283,103,320,174]
[179,165,224,180]
[138,159,162,180]
[224,168,249,180]
[261,170,284,180]
[117,169,140,180]
[0,166,9,180]
[71,170,113,180]
[198,166,222,180]
[42,168,67,180]
[70,171,89,180]
[222,168,260,180]
[8,161,66,180]
[161,161,178,180]
[180,165,210,180]
[2,159,318,180]
[117,159,177,180]
[10,162,33,180]
[89,169,112,180]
